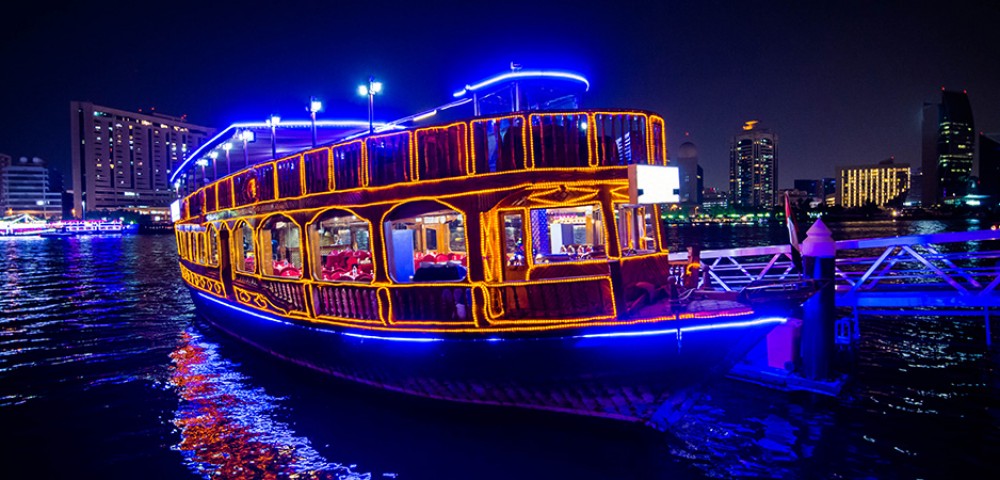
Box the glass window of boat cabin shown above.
[195,229,207,265]
[385,206,467,282]
[615,204,658,256]
[206,224,219,266]
[529,205,607,263]
[259,215,302,278]
[309,211,373,282]
[234,221,256,274]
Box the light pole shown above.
[358,76,382,135]
[268,114,281,158]
[240,129,255,169]
[309,97,322,147]
[196,158,209,185]
[209,151,219,180]
[223,142,232,175]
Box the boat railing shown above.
[233,273,308,315]
[312,283,381,322]
[180,110,666,220]
[389,284,473,323]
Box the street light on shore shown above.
[309,97,322,147]
[358,76,382,135]
[268,114,281,159]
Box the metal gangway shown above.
[668,229,1000,317]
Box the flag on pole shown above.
[785,191,800,252]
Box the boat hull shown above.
[189,289,781,429]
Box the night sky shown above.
[2,0,998,190]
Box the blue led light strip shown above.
[171,120,393,184]
[196,292,786,343]
[452,70,590,98]
[196,292,443,343]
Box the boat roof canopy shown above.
[172,66,590,186]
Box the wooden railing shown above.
[389,285,473,322]
[312,284,380,321]
[233,273,308,315]
[486,277,613,321]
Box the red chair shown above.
[345,256,359,270]
[435,254,449,263]
[280,267,300,277]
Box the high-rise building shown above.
[0,155,63,218]
[729,120,777,209]
[701,187,728,208]
[676,141,703,205]
[979,133,1000,203]
[822,178,836,196]
[836,158,911,208]
[921,89,975,205]
[794,179,821,198]
[70,102,214,218]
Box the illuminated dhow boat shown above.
[170,68,788,429]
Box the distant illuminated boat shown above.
[170,67,798,429]
[40,219,138,237]
[0,213,53,236]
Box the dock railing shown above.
[669,229,1000,311]
[669,245,799,292]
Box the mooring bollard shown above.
[800,218,836,381]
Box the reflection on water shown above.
[170,329,373,479]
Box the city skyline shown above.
[0,1,998,191]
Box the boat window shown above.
[234,170,259,206]
[176,230,185,259]
[195,230,207,265]
[304,148,332,194]
[616,205,658,256]
[186,231,196,263]
[205,184,217,212]
[332,141,364,189]
[207,225,219,266]
[529,205,606,263]
[385,208,467,283]
[502,212,527,281]
[259,216,302,278]
[256,163,276,201]
[416,124,468,180]
[471,117,526,173]
[218,178,233,209]
[276,156,302,199]
[234,222,256,274]
[367,133,412,186]
[530,114,589,169]
[592,113,649,166]
[310,211,373,283]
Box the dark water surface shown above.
[1,220,997,479]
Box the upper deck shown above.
[175,109,667,222]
